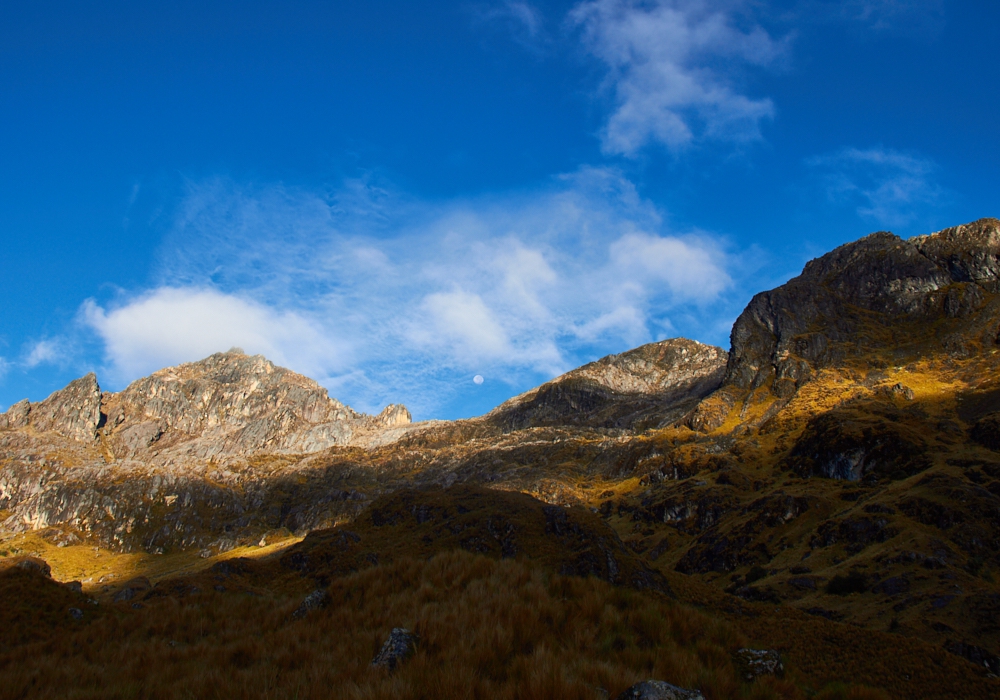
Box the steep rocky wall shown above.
[485,338,727,432]
[0,373,101,442]
[724,218,1000,400]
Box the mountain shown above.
[484,338,726,433]
[2,218,1000,698]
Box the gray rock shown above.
[371,627,418,671]
[113,576,151,603]
[615,680,705,700]
[713,218,1000,425]
[734,648,784,681]
[486,339,727,432]
[14,558,51,577]
[29,373,102,442]
[68,607,83,620]
[375,404,412,427]
[4,399,31,429]
[291,588,329,619]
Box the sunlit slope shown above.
[2,218,1000,693]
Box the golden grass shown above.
[0,549,895,700]
[0,530,301,595]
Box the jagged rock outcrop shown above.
[99,350,400,457]
[0,350,420,551]
[371,628,418,670]
[615,680,705,700]
[725,218,1000,399]
[1,374,101,442]
[485,338,727,432]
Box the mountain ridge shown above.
[3,218,1000,695]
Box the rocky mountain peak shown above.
[0,373,102,442]
[96,350,416,457]
[485,338,727,432]
[105,349,358,435]
[1,350,413,458]
[723,218,1000,402]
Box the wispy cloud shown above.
[475,1,547,50]
[808,146,945,228]
[82,288,348,383]
[492,1,543,36]
[804,0,946,35]
[569,0,787,155]
[82,169,742,417]
[23,339,63,369]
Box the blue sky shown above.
[1,0,997,420]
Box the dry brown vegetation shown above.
[0,549,899,700]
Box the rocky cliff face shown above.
[0,350,420,551]
[0,374,102,442]
[4,219,1000,678]
[99,350,375,458]
[701,218,1000,426]
[485,338,727,433]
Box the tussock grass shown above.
[0,549,838,700]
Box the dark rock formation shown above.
[787,411,930,481]
[291,588,329,619]
[113,576,151,603]
[734,648,784,681]
[970,413,1000,451]
[371,627,418,671]
[615,680,705,700]
[485,339,727,432]
[12,557,51,578]
[713,218,1000,421]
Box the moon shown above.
[473,374,484,385]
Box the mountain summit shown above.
[3,219,1000,695]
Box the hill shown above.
[2,218,1000,697]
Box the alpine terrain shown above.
[4,219,1000,699]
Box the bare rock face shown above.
[371,627,418,671]
[615,680,705,700]
[724,218,1000,401]
[1,400,31,430]
[97,350,409,458]
[0,374,101,442]
[485,338,727,432]
[375,404,412,428]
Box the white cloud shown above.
[23,339,62,369]
[610,231,729,299]
[808,146,945,228]
[411,290,514,363]
[570,0,785,155]
[83,169,740,417]
[82,288,348,384]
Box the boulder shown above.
[734,648,784,681]
[615,680,705,700]
[291,588,329,619]
[113,576,151,603]
[371,627,418,671]
[13,557,51,577]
